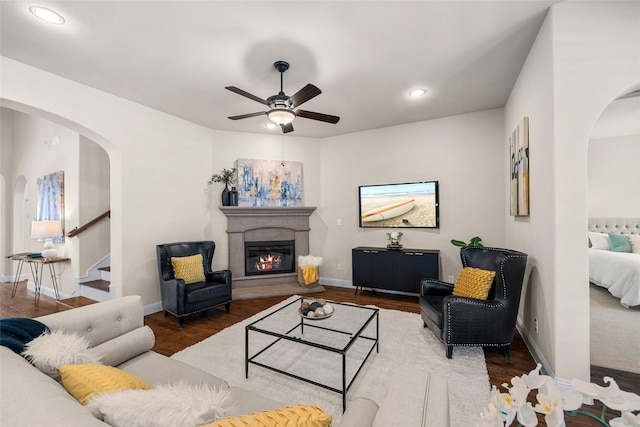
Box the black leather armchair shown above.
[419,246,527,359]
[156,241,232,329]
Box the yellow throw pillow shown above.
[59,364,153,405]
[452,267,496,300]
[172,254,206,284]
[201,404,332,427]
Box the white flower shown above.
[501,369,538,426]
[572,377,640,411]
[610,412,640,427]
[477,386,506,427]
[533,376,582,427]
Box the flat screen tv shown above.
[358,181,439,228]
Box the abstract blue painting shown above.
[236,159,303,207]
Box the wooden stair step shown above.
[98,266,110,272]
[80,279,110,292]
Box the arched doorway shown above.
[1,101,116,297]
[586,86,640,380]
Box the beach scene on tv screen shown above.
[360,182,438,228]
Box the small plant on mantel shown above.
[451,236,484,247]
[209,168,237,188]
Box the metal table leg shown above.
[11,259,25,298]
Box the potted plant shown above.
[451,236,484,247]
[209,168,237,206]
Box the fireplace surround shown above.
[220,206,316,289]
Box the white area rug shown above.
[172,296,490,426]
[590,284,640,374]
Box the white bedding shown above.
[589,248,640,308]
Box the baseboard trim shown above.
[25,281,73,300]
[516,317,553,377]
[319,277,351,288]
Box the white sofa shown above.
[0,295,450,426]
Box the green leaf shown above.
[451,239,467,247]
[469,236,483,246]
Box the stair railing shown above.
[67,210,110,238]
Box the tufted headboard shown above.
[588,218,640,235]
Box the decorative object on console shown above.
[236,158,303,207]
[451,236,484,248]
[31,220,63,259]
[478,363,640,427]
[386,231,403,249]
[510,117,529,217]
[358,181,439,228]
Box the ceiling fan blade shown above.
[296,109,340,124]
[290,84,322,108]
[281,123,294,133]
[228,111,267,120]
[225,86,268,105]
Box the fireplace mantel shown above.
[220,206,316,288]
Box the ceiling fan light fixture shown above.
[267,109,296,125]
[29,6,65,25]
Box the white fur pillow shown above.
[629,234,640,254]
[22,330,100,380]
[86,381,231,427]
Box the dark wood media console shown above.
[352,246,439,294]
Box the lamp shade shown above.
[31,220,63,239]
[267,109,296,125]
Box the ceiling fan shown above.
[226,60,340,133]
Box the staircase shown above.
[78,256,113,302]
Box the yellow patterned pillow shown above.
[60,364,153,405]
[172,254,206,284]
[452,267,496,300]
[200,404,332,427]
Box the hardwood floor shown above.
[2,281,637,426]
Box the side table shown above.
[24,256,70,305]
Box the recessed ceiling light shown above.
[409,88,427,97]
[29,6,65,25]
[265,123,278,130]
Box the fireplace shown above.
[220,206,316,289]
[245,240,295,276]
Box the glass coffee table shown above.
[245,297,379,411]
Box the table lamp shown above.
[31,220,63,259]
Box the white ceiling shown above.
[0,1,562,138]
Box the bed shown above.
[588,218,640,308]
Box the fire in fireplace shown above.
[245,240,295,276]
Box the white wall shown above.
[504,7,557,378]
[0,108,13,277]
[77,135,111,276]
[318,109,506,284]
[505,1,640,381]
[588,135,640,217]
